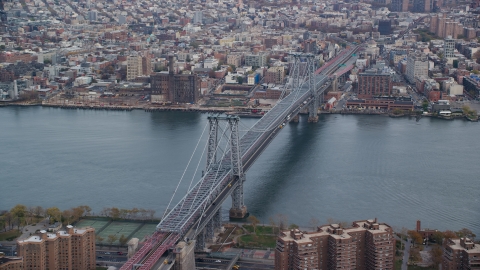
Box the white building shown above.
[406,52,429,84]
[127,56,143,81]
[444,36,455,59]
[203,58,219,69]
[245,54,267,67]
[74,76,92,86]
[193,11,203,24]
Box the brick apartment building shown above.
[357,69,393,98]
[16,225,96,270]
[443,238,480,270]
[275,219,396,270]
[151,56,201,104]
[0,257,23,270]
[264,66,285,84]
[0,52,37,63]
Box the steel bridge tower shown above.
[207,115,247,220]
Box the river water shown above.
[1,106,479,235]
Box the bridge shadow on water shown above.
[244,114,329,222]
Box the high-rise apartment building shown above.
[127,55,151,81]
[391,0,409,11]
[444,36,455,58]
[443,238,480,270]
[357,69,393,97]
[275,219,396,270]
[87,10,97,22]
[413,0,432,12]
[245,54,267,67]
[193,11,203,24]
[406,52,429,84]
[378,20,392,35]
[127,56,143,81]
[17,226,95,270]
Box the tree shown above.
[3,212,13,230]
[422,100,429,112]
[11,205,27,219]
[237,76,244,84]
[248,215,260,234]
[46,207,62,223]
[44,59,51,65]
[96,235,104,244]
[430,245,443,269]
[269,217,278,235]
[277,214,288,231]
[0,45,5,51]
[148,209,156,221]
[71,207,84,222]
[288,224,299,230]
[11,205,27,229]
[408,230,423,247]
[106,234,118,246]
[110,207,120,220]
[80,205,91,216]
[62,209,73,225]
[308,218,320,230]
[443,230,457,240]
[119,234,129,246]
[410,248,421,263]
[456,228,476,240]
[431,231,445,245]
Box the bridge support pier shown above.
[205,219,215,243]
[308,100,319,123]
[292,115,299,123]
[195,230,205,251]
[213,209,222,230]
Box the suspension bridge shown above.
[120,44,362,270]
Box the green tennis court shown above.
[130,224,158,242]
[97,222,141,244]
[75,219,109,232]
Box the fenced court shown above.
[74,218,159,245]
[130,223,158,242]
[75,219,110,232]
[96,222,141,245]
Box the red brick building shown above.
[0,52,36,63]
[275,219,396,270]
[443,238,480,270]
[357,69,393,98]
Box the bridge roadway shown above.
[120,45,361,270]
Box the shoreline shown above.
[1,102,478,122]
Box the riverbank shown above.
[2,101,479,122]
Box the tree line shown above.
[99,207,156,221]
[0,205,92,232]
[407,228,477,268]
[0,204,157,232]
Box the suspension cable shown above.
[162,122,209,220]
